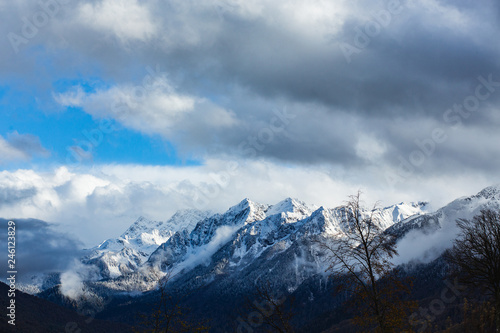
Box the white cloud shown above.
[0,161,494,248]
[60,259,100,299]
[54,75,238,141]
[77,0,157,42]
[0,136,28,162]
[0,132,49,164]
[355,134,387,162]
[53,86,87,107]
[393,223,458,265]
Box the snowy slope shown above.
[101,198,423,292]
[82,209,212,279]
[388,185,500,264]
[389,184,500,239]
[147,199,428,297]
[22,185,500,299]
[147,198,273,271]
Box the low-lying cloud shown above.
[0,218,82,280]
[0,163,494,248]
[394,222,458,265]
[60,259,100,299]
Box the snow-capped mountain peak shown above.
[166,209,214,232]
[373,202,428,229]
[266,197,318,223]
[120,216,163,240]
[474,184,500,200]
[83,209,212,279]
[43,186,499,296]
[224,198,268,225]
[268,197,308,214]
[228,198,253,212]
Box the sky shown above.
[1,0,500,247]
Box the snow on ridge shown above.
[266,197,300,216]
[227,198,254,214]
[167,209,214,232]
[266,197,318,223]
[82,209,213,280]
[475,184,500,200]
[121,216,164,240]
[121,209,212,241]
[373,202,426,230]
[42,186,500,294]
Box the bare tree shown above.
[445,209,500,332]
[319,192,416,333]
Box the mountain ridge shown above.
[6,185,500,304]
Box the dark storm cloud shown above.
[1,0,499,178]
[0,218,82,279]
[0,186,37,208]
[364,115,500,179]
[163,0,500,172]
[134,0,500,120]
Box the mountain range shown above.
[78,197,426,293]
[7,184,500,332]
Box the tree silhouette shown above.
[445,209,500,332]
[319,191,416,333]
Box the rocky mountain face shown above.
[72,186,499,297]
[82,209,213,279]
[15,185,500,332]
[388,185,500,240]
[72,197,428,295]
[145,199,428,300]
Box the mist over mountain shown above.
[2,185,500,331]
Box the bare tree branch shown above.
[317,191,416,333]
[445,209,500,332]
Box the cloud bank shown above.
[0,218,82,280]
[0,162,493,247]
